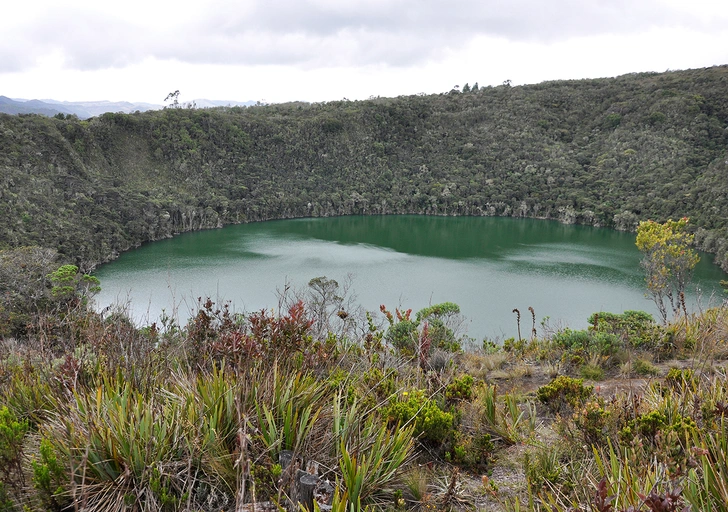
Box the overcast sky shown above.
[2,0,727,105]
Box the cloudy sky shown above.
[2,0,727,105]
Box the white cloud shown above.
[1,0,727,102]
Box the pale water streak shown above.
[94,216,727,340]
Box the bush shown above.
[0,406,27,506]
[452,433,494,468]
[553,329,591,351]
[553,328,620,355]
[580,364,605,381]
[588,310,660,348]
[387,390,454,445]
[445,375,475,402]
[385,319,417,354]
[633,358,660,376]
[665,368,697,390]
[572,400,610,445]
[537,376,594,413]
[31,439,68,512]
[503,337,527,354]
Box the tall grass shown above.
[44,380,194,512]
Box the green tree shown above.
[0,247,58,337]
[635,218,699,323]
[48,264,101,304]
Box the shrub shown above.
[588,310,659,348]
[553,329,591,351]
[387,390,454,445]
[537,376,594,413]
[633,358,660,376]
[452,433,494,468]
[385,319,417,354]
[31,438,68,512]
[580,364,605,381]
[381,302,463,355]
[445,375,475,402]
[502,337,527,354]
[626,410,668,440]
[572,400,611,445]
[426,318,461,352]
[0,406,27,507]
[553,328,619,355]
[665,368,697,390]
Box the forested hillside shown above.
[1,66,727,271]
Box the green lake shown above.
[94,215,728,341]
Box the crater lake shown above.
[94,215,728,341]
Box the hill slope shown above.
[1,66,727,271]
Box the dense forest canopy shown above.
[1,66,727,272]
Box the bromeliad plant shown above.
[338,423,414,508]
[256,368,327,459]
[331,392,415,508]
[476,384,537,446]
[42,379,196,512]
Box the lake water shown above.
[94,215,727,341]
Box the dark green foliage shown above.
[588,310,660,348]
[572,400,611,445]
[387,390,454,445]
[0,406,27,504]
[445,374,474,402]
[31,439,68,511]
[384,319,418,353]
[552,329,591,351]
[417,302,462,352]
[665,367,697,390]
[424,318,461,352]
[381,302,463,355]
[415,302,460,323]
[452,432,494,468]
[552,328,619,355]
[604,113,622,128]
[2,67,728,273]
[537,376,594,413]
[634,410,669,439]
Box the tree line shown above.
[0,66,727,272]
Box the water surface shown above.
[95,216,727,340]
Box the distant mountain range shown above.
[0,96,257,119]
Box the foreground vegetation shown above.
[1,66,728,272]
[2,64,728,510]
[1,245,727,511]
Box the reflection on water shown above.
[95,215,727,340]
